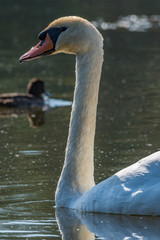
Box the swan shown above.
[19,16,160,215]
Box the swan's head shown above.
[19,16,103,62]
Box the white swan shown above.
[20,16,160,215]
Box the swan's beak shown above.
[19,33,54,63]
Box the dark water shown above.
[1,0,160,239]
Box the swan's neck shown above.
[56,45,103,206]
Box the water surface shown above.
[1,1,160,239]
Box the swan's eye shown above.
[38,27,67,41]
[38,30,47,40]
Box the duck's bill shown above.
[19,33,54,63]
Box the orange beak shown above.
[19,33,54,63]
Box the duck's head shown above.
[19,16,103,63]
[27,78,49,98]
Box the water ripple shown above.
[0,219,58,238]
[19,150,44,156]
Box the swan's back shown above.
[75,151,160,215]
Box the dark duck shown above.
[0,78,49,108]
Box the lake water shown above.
[1,0,160,239]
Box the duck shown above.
[0,78,49,108]
[19,16,160,215]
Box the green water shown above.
[1,0,160,239]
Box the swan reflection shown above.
[56,208,160,240]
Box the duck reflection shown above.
[27,109,45,127]
[56,208,160,240]
[0,107,45,127]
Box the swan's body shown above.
[20,16,160,215]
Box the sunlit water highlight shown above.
[19,150,44,155]
[92,15,160,32]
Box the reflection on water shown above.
[47,98,72,108]
[0,98,72,127]
[0,107,46,127]
[1,0,160,239]
[56,208,160,240]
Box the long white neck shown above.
[56,44,103,207]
